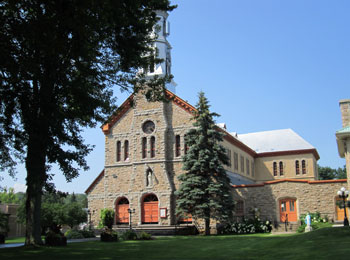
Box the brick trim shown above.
[256,149,320,160]
[232,178,347,188]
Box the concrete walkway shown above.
[0,237,99,249]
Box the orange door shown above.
[280,199,297,222]
[142,201,159,223]
[336,198,349,221]
[116,204,129,224]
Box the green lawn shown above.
[1,227,350,260]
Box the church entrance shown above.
[142,194,159,224]
[116,197,129,224]
[279,198,297,222]
[336,197,349,222]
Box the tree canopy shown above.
[318,165,346,180]
[0,0,175,245]
[175,92,235,235]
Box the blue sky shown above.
[1,0,349,193]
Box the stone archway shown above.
[142,194,159,224]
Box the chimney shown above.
[339,99,350,128]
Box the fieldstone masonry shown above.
[232,180,346,223]
[86,92,349,231]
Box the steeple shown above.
[144,10,177,93]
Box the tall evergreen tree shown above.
[175,92,234,235]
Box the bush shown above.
[99,209,114,229]
[299,212,328,223]
[297,222,332,233]
[120,230,138,240]
[138,231,152,240]
[223,217,272,235]
[100,229,118,242]
[45,231,67,246]
[65,229,96,239]
[80,229,95,238]
[65,230,84,239]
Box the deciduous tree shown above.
[0,0,175,245]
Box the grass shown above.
[1,227,350,260]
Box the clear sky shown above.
[1,0,349,194]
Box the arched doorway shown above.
[142,194,159,224]
[336,197,349,222]
[116,197,129,224]
[279,198,297,222]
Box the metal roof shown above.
[236,129,315,154]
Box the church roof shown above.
[102,89,196,134]
[236,129,319,159]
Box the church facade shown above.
[85,90,348,231]
[85,11,349,232]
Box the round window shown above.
[142,120,155,134]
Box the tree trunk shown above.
[25,131,47,246]
[204,217,210,236]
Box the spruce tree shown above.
[175,92,234,235]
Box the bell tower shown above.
[144,10,177,93]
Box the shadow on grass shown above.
[1,228,350,260]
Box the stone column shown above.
[339,100,350,190]
[340,99,350,128]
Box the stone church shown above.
[86,11,350,232]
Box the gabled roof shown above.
[102,90,196,135]
[236,129,320,160]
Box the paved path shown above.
[0,237,99,249]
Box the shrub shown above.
[100,229,118,242]
[99,209,114,229]
[45,231,67,246]
[80,229,95,238]
[138,231,152,240]
[299,212,328,224]
[65,229,84,239]
[224,217,272,235]
[120,230,138,240]
[297,222,332,233]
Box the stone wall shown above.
[232,179,347,223]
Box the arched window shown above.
[150,136,155,158]
[142,137,147,159]
[302,160,306,174]
[124,140,129,160]
[273,162,277,176]
[175,135,181,157]
[279,161,284,176]
[295,160,300,175]
[116,141,121,162]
